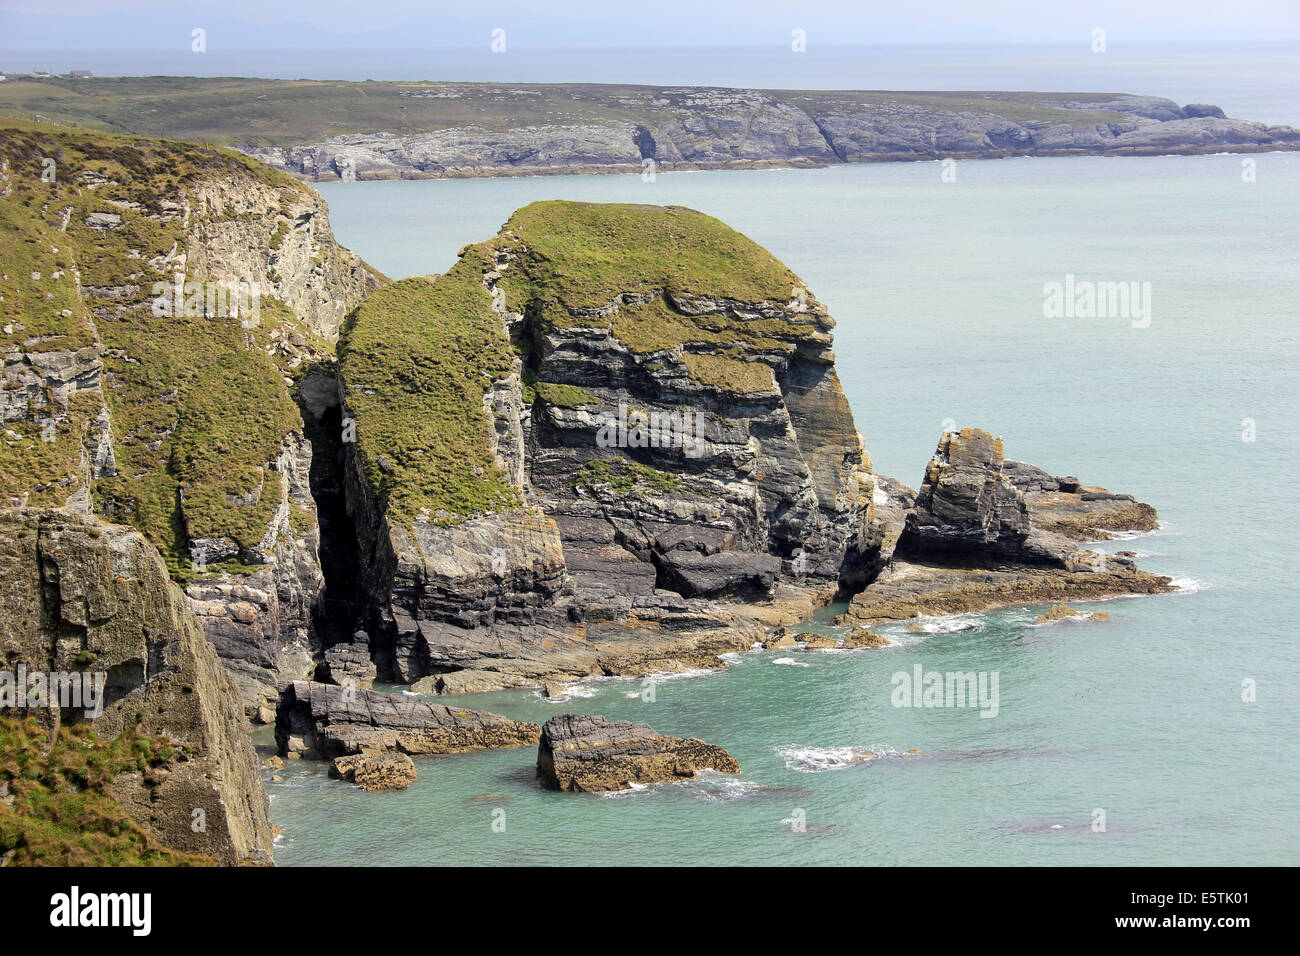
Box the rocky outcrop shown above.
[274,680,540,759]
[838,429,1175,626]
[1035,603,1108,624]
[336,202,882,693]
[239,86,1300,181]
[183,173,380,342]
[0,508,274,864]
[536,713,740,792]
[1002,459,1159,540]
[837,555,1171,624]
[329,752,417,792]
[895,428,1073,567]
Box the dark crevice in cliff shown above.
[806,114,848,163]
[632,126,658,160]
[295,365,361,655]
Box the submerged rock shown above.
[330,752,418,792]
[275,680,540,759]
[537,713,740,793]
[1034,604,1109,624]
[843,628,891,648]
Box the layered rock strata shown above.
[275,680,540,759]
[335,201,883,692]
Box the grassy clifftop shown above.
[338,272,519,525]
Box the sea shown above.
[65,42,1293,865]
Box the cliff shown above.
[0,508,274,864]
[0,120,385,711]
[247,90,1300,179]
[2,80,1295,180]
[334,200,884,691]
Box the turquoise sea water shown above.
[264,150,1300,865]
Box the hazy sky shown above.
[2,0,1298,48]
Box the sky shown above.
[2,0,1298,48]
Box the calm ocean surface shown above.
[256,147,1300,866]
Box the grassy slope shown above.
[0,717,215,866]
[0,78,1129,147]
[337,272,519,525]
[0,120,321,577]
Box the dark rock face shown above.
[1003,460,1159,540]
[274,680,540,759]
[896,428,1062,566]
[0,508,274,864]
[537,713,740,792]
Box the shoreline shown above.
[288,142,1300,183]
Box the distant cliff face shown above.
[336,201,884,691]
[0,508,274,864]
[234,87,1300,180]
[0,122,384,710]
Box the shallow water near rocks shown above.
[262,151,1300,865]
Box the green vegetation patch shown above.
[680,351,777,395]
[0,716,214,866]
[337,271,519,525]
[571,458,683,496]
[533,379,598,407]
[609,295,791,355]
[496,201,799,309]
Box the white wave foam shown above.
[646,667,719,682]
[905,614,985,635]
[690,776,769,803]
[771,657,810,667]
[601,781,653,799]
[1169,576,1208,594]
[777,745,878,772]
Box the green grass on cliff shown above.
[0,121,326,575]
[496,201,800,309]
[337,272,519,525]
[0,716,214,866]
